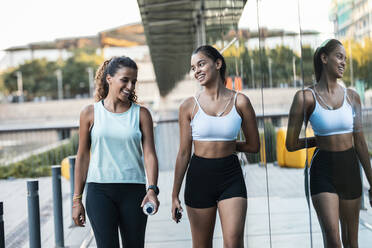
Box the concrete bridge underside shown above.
[137,0,247,96]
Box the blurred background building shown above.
[330,0,372,40]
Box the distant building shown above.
[0,23,149,70]
[330,0,372,40]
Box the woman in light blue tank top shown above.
[72,56,160,248]
[286,39,372,247]
[171,45,260,247]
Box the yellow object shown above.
[260,133,266,165]
[276,128,316,168]
[61,157,70,180]
[276,128,287,166]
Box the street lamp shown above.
[292,57,297,88]
[268,57,272,88]
[369,0,372,38]
[87,67,94,98]
[250,58,255,89]
[16,71,24,103]
[55,69,63,100]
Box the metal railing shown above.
[0,125,78,166]
[2,109,372,171]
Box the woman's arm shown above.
[72,104,93,226]
[139,107,160,211]
[350,91,372,193]
[354,131,372,185]
[74,105,93,196]
[235,93,260,153]
[140,107,158,187]
[286,90,316,151]
[172,98,193,198]
[171,98,193,221]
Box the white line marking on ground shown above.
[80,228,94,248]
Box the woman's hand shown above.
[141,190,160,214]
[72,200,86,227]
[171,196,183,223]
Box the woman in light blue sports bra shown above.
[72,56,160,248]
[286,39,372,247]
[171,45,260,247]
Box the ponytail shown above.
[94,58,112,102]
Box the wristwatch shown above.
[147,185,160,195]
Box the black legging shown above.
[86,183,147,248]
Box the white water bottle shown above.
[143,201,156,215]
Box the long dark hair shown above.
[313,39,343,82]
[95,56,138,102]
[192,45,227,84]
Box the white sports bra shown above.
[190,92,242,141]
[307,87,354,136]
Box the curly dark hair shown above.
[94,56,138,102]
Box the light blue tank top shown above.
[307,87,354,136]
[86,100,146,184]
[191,93,242,141]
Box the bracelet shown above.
[72,204,81,208]
[73,194,82,201]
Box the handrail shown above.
[1,107,372,133]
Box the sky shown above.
[240,0,333,34]
[0,0,333,58]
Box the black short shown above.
[310,147,362,200]
[185,154,247,208]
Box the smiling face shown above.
[190,52,221,86]
[106,66,138,102]
[322,44,346,79]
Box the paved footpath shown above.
[1,163,372,247]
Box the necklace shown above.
[313,87,335,110]
[196,92,234,117]
[216,94,234,117]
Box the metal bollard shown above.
[27,180,41,248]
[52,166,64,247]
[0,202,4,248]
[68,156,76,226]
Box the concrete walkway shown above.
[1,163,372,247]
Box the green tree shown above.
[61,48,103,98]
[1,48,103,100]
[298,45,315,86]
[2,59,58,100]
[268,45,297,87]
[223,43,315,89]
[343,38,372,89]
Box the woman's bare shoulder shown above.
[80,104,94,123]
[179,96,196,111]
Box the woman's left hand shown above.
[141,190,160,214]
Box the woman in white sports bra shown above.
[286,39,372,248]
[171,45,260,247]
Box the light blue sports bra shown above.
[307,87,354,136]
[191,92,242,141]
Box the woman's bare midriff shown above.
[193,140,236,158]
[315,132,353,151]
